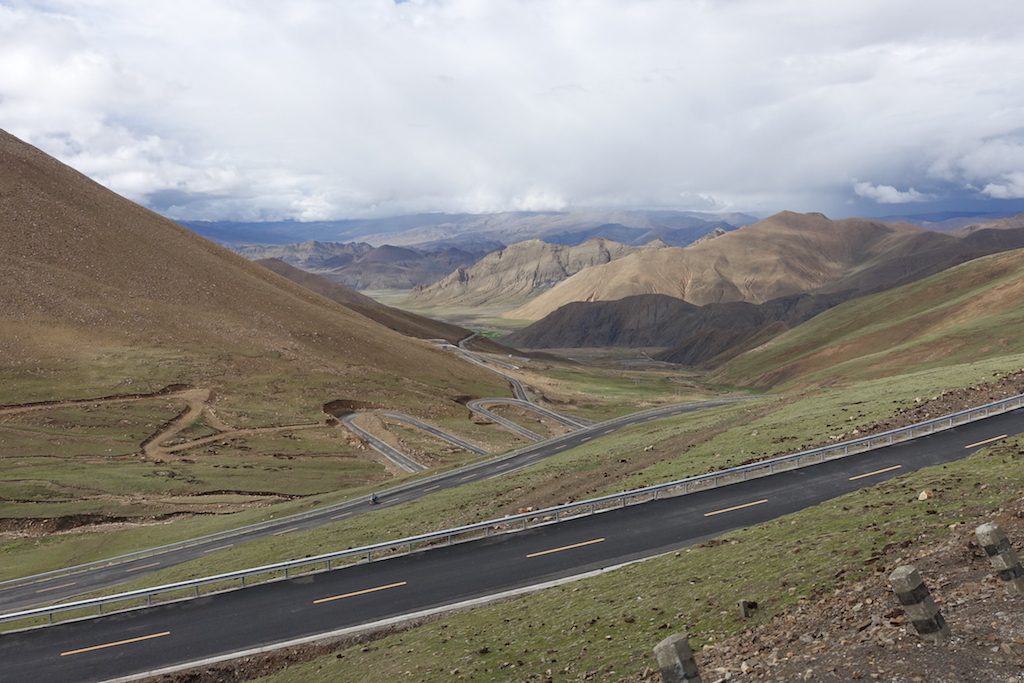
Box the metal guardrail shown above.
[0,399,738,596]
[3,391,1022,630]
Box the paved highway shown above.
[470,398,591,430]
[340,414,429,472]
[4,405,1022,682]
[465,399,545,441]
[377,411,488,455]
[0,399,745,614]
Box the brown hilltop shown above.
[0,129,505,419]
[409,237,642,309]
[504,212,941,320]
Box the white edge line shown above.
[101,553,664,683]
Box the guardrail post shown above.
[889,566,949,643]
[975,522,1024,596]
[653,632,702,682]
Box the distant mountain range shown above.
[232,241,487,289]
[503,211,1024,321]
[505,212,1024,364]
[183,209,756,249]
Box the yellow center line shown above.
[526,537,605,558]
[124,561,161,573]
[849,464,903,481]
[35,581,77,594]
[703,499,769,517]
[60,631,171,657]
[313,581,408,605]
[965,434,1008,449]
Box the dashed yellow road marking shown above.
[526,537,605,558]
[703,499,769,517]
[60,631,170,657]
[965,434,1008,449]
[313,581,408,605]
[849,464,903,481]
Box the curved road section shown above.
[339,415,429,473]
[472,398,589,430]
[0,398,747,614]
[377,411,488,456]
[4,405,1022,682]
[343,334,593,464]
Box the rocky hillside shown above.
[409,238,647,309]
[505,211,1024,320]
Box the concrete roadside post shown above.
[653,632,703,683]
[888,565,950,643]
[975,522,1024,596]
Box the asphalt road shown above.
[471,398,591,429]
[0,399,745,615]
[378,411,488,455]
[3,405,1021,682]
[465,399,545,441]
[340,414,429,472]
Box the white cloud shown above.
[983,172,1024,199]
[1,0,1024,219]
[853,181,930,204]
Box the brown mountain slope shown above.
[255,258,468,342]
[256,258,523,357]
[506,224,1024,365]
[505,292,846,366]
[955,212,1024,236]
[0,129,505,423]
[504,212,946,320]
[716,247,1024,389]
[409,237,642,309]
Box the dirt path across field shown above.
[163,422,326,454]
[0,385,196,417]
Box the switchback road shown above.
[3,404,1022,682]
[0,398,746,614]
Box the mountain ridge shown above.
[503,211,1014,320]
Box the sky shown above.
[2,0,1024,221]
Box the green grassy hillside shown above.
[717,248,1024,388]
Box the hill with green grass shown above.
[717,248,1024,388]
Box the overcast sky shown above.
[3,0,1024,221]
